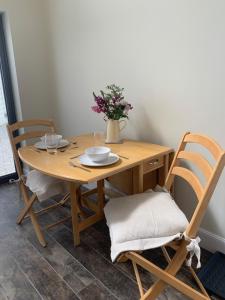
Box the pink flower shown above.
[123,103,133,114]
[91,106,101,113]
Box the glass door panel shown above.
[0,71,15,177]
[0,13,17,182]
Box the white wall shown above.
[46,0,225,241]
[0,0,54,120]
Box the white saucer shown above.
[34,139,70,150]
[79,153,119,167]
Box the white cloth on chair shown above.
[104,187,189,262]
[184,233,201,269]
[25,170,68,202]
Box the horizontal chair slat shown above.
[14,130,51,145]
[9,119,55,132]
[171,166,203,201]
[184,133,223,160]
[178,151,213,181]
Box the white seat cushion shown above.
[25,170,68,202]
[104,188,189,262]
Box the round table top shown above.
[18,134,172,183]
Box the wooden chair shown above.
[116,132,225,300]
[7,119,71,247]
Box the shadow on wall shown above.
[175,178,197,221]
[174,174,221,237]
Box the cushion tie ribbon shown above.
[9,175,26,184]
[183,232,201,269]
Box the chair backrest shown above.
[165,132,225,238]
[7,119,56,177]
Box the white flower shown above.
[120,100,127,106]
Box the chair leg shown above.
[161,246,210,298]
[141,241,188,300]
[161,246,210,299]
[17,193,37,224]
[59,192,70,205]
[127,250,209,300]
[189,266,210,298]
[30,212,47,247]
[161,246,171,264]
[132,261,144,297]
[19,183,47,247]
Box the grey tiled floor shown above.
[0,183,218,300]
[0,125,15,176]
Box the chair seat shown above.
[25,170,67,202]
[104,188,189,262]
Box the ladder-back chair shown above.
[7,119,71,247]
[106,132,225,300]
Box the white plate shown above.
[34,139,70,150]
[79,153,119,167]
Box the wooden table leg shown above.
[69,182,80,246]
[97,179,105,216]
[158,154,169,186]
[133,164,144,194]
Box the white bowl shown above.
[41,134,62,148]
[85,146,111,162]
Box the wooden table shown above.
[18,134,173,246]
